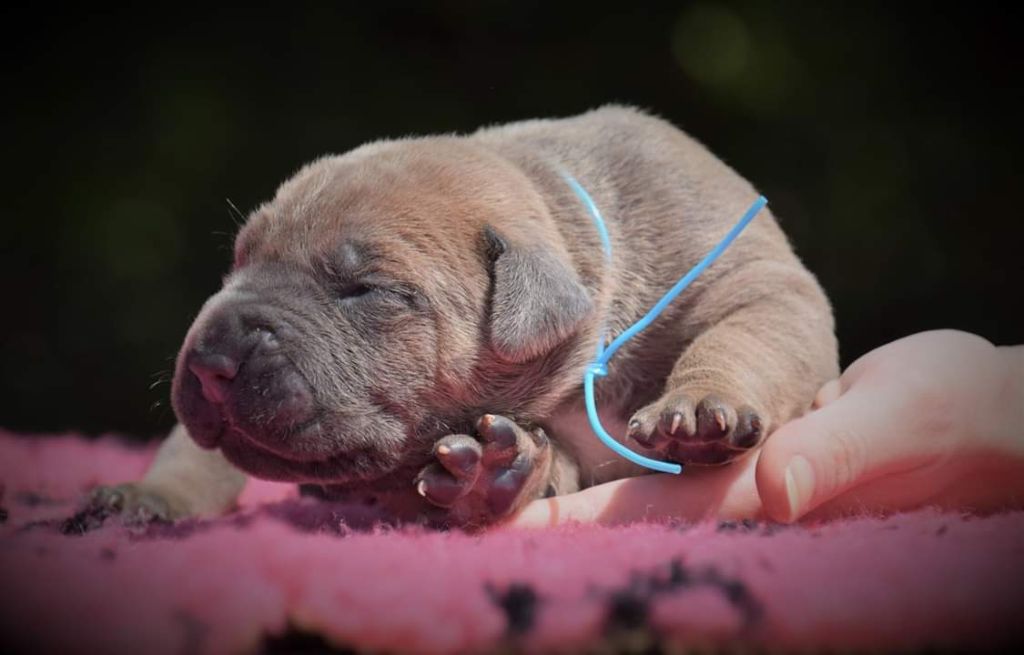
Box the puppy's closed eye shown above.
[335,280,425,310]
[335,282,375,301]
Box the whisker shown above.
[148,369,172,390]
[225,197,246,227]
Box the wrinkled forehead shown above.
[232,158,495,285]
[236,206,442,271]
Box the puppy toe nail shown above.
[416,469,469,508]
[713,408,727,432]
[669,413,682,435]
[437,444,451,455]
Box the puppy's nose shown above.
[186,306,274,405]
[189,353,239,404]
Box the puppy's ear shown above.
[483,226,592,363]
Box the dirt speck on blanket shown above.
[1,430,1022,654]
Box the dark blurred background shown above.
[3,2,1021,439]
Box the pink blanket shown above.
[1,431,1021,653]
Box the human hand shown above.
[512,330,1024,527]
[757,330,1024,522]
[511,452,761,527]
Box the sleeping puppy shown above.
[90,106,838,528]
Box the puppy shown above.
[91,106,838,528]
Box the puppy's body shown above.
[473,110,836,485]
[93,107,838,527]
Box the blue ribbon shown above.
[564,173,768,474]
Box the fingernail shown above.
[783,455,815,522]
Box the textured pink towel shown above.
[1,430,1022,653]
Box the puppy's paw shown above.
[626,391,764,465]
[87,483,189,526]
[414,414,552,528]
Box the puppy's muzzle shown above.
[175,302,315,451]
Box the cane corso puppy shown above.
[90,107,838,528]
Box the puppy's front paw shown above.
[414,414,552,527]
[87,483,188,526]
[627,391,764,465]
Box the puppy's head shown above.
[171,139,593,484]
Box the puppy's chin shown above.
[217,426,408,484]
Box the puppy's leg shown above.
[414,414,579,527]
[90,424,247,522]
[627,261,838,465]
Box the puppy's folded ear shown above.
[484,226,592,363]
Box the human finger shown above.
[511,454,759,528]
[756,386,939,523]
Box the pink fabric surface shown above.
[1,430,1022,653]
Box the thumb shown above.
[756,385,918,523]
